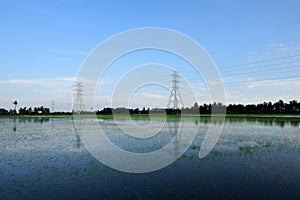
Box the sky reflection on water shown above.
[0,117,299,199]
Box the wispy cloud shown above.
[247,78,300,88]
[244,42,300,63]
[225,90,244,99]
[137,92,168,100]
[268,43,288,51]
[0,77,76,89]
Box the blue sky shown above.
[1,0,300,111]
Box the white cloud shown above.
[0,77,75,88]
[247,78,300,89]
[244,42,300,64]
[2,79,38,84]
[225,90,245,99]
[138,92,168,100]
[269,43,288,51]
[0,77,77,110]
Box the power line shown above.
[222,53,300,69]
[184,60,300,80]
[224,75,300,85]
[222,65,300,77]
[220,59,300,73]
[188,76,300,87]
[184,66,300,81]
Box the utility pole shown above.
[73,82,86,113]
[167,71,184,109]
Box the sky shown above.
[0,0,300,111]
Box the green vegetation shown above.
[239,146,253,154]
[1,99,300,119]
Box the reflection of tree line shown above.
[194,117,300,128]
[10,117,82,148]
[158,115,300,128]
[12,117,50,124]
[11,118,50,133]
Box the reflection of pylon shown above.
[73,82,86,112]
[168,121,180,157]
[167,71,184,109]
[74,119,82,148]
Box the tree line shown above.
[95,99,300,115]
[0,106,71,116]
[183,100,300,114]
[1,99,299,115]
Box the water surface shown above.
[0,117,299,199]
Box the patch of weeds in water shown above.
[264,141,272,148]
[210,150,222,156]
[239,145,253,154]
[182,154,189,159]
[191,144,198,150]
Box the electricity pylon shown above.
[167,71,184,109]
[73,82,86,113]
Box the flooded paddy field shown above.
[0,116,299,199]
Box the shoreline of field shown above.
[2,113,300,120]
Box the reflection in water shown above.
[74,119,82,148]
[194,116,300,127]
[16,117,50,124]
[8,117,82,148]
[0,117,299,199]
[13,118,16,132]
[168,121,180,158]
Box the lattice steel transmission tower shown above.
[73,82,86,112]
[167,71,184,109]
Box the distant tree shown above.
[34,107,38,114]
[140,107,149,114]
[9,109,15,115]
[244,104,256,114]
[13,100,18,111]
[97,107,113,115]
[191,102,199,114]
[18,107,25,115]
[211,102,226,114]
[44,107,50,115]
[113,107,129,114]
[288,100,299,113]
[273,100,285,114]
[192,102,199,110]
[133,108,139,114]
[199,103,210,114]
[28,107,32,115]
[0,108,8,115]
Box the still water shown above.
[0,117,299,199]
